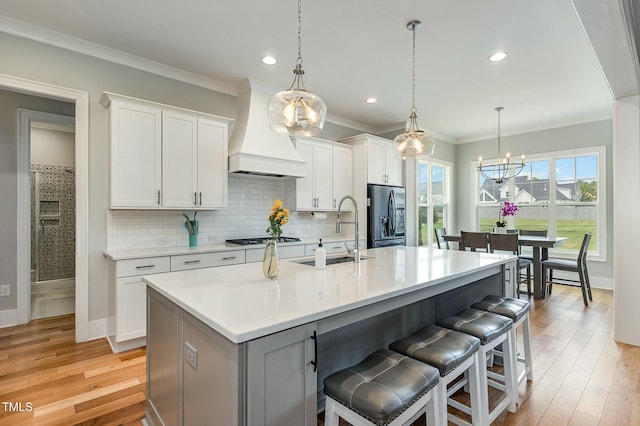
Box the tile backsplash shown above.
[106,174,355,250]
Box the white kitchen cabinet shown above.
[162,113,229,209]
[101,92,231,210]
[285,138,353,211]
[245,244,305,263]
[106,256,170,353]
[340,134,402,186]
[332,144,353,208]
[305,239,367,256]
[170,250,245,271]
[161,111,197,208]
[106,98,162,208]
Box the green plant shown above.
[183,211,198,235]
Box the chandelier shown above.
[477,107,524,184]
[268,0,327,137]
[394,20,435,159]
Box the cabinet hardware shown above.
[199,192,202,206]
[184,260,201,264]
[194,192,197,206]
[157,190,160,205]
[221,256,237,261]
[135,264,156,269]
[333,199,336,208]
[310,330,318,372]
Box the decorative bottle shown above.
[315,239,326,270]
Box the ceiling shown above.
[0,0,614,142]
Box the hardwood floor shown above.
[0,285,637,425]
[0,314,146,425]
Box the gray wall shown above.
[454,119,614,282]
[0,90,74,311]
[0,32,236,321]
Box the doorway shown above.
[1,74,90,343]
[29,118,76,319]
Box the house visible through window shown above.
[476,147,604,258]
[418,160,450,247]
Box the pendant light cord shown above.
[496,106,503,158]
[411,23,417,113]
[296,0,303,67]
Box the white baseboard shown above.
[88,317,107,341]
[552,270,613,290]
[0,309,18,328]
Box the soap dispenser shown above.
[315,239,326,270]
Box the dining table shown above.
[443,233,567,299]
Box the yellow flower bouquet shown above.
[266,199,289,239]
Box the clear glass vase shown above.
[262,239,280,280]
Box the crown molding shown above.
[0,16,238,96]
[325,113,377,133]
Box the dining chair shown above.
[461,231,489,252]
[488,233,533,298]
[542,233,592,306]
[434,228,449,249]
[515,229,547,286]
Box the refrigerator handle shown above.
[389,191,396,236]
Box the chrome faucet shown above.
[336,195,360,263]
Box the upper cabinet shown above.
[340,134,402,186]
[284,138,353,211]
[101,93,232,210]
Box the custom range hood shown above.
[228,79,307,178]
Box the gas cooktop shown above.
[225,237,302,246]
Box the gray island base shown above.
[143,246,517,426]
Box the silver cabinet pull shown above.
[135,264,156,269]
[194,192,197,206]
[184,260,201,264]
[333,199,336,208]
[221,256,237,261]
[157,190,160,205]
[199,192,202,206]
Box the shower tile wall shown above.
[31,164,75,282]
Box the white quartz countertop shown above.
[143,246,515,344]
[103,235,357,260]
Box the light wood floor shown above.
[0,285,638,425]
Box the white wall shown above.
[31,126,75,166]
[613,96,640,346]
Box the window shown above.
[475,147,605,259]
[418,160,451,246]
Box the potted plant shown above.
[495,201,518,233]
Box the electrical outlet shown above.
[184,341,198,370]
[0,285,10,297]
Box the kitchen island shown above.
[143,246,516,426]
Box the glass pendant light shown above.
[268,0,327,137]
[394,20,434,159]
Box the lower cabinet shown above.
[146,288,317,426]
[246,322,318,426]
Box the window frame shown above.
[417,158,452,247]
[471,145,606,261]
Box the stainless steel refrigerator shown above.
[367,184,406,248]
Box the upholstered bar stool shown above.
[437,309,517,425]
[471,295,533,392]
[389,325,483,426]
[323,349,441,426]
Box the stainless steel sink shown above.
[294,255,370,267]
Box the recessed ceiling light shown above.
[262,56,278,65]
[365,97,378,104]
[489,51,507,62]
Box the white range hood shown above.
[228,78,307,178]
